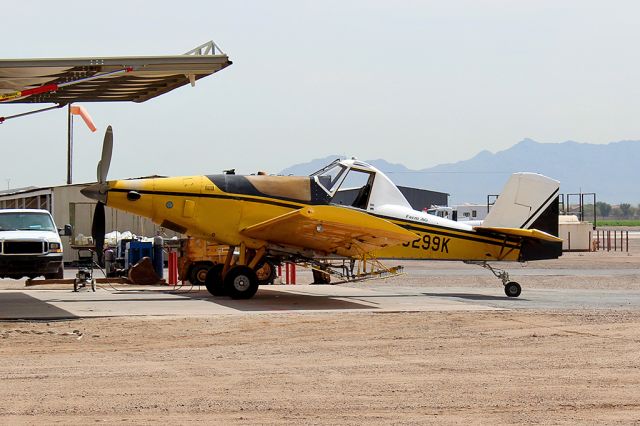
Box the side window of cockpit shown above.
[332,169,375,210]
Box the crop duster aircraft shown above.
[82,127,562,299]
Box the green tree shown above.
[596,201,612,218]
[620,203,632,218]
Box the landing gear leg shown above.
[467,261,521,298]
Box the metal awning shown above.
[0,41,232,104]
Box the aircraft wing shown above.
[473,226,562,243]
[241,206,418,257]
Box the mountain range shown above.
[280,139,640,204]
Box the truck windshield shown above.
[0,212,56,232]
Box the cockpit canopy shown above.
[311,158,411,211]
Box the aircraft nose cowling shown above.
[80,183,108,203]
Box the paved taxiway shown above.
[2,279,639,320]
[2,243,639,320]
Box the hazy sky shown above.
[2,0,640,189]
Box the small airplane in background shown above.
[82,127,562,299]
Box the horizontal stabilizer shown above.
[241,206,417,257]
[474,226,562,243]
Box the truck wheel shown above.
[45,265,64,280]
[189,262,213,286]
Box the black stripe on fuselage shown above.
[369,212,521,249]
[109,188,305,210]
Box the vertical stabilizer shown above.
[482,173,559,235]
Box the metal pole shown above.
[593,194,597,229]
[67,104,73,184]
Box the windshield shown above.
[0,212,56,232]
[311,162,347,193]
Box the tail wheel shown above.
[504,281,521,298]
[224,266,259,299]
[204,264,226,296]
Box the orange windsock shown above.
[70,105,97,132]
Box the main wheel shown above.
[204,264,226,296]
[224,266,259,300]
[504,281,521,298]
[189,262,213,286]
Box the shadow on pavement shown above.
[0,292,79,320]
[176,288,376,311]
[422,292,527,302]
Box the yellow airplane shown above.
[82,127,562,299]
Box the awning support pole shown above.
[67,104,73,184]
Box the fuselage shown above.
[99,173,524,262]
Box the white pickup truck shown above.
[0,209,71,280]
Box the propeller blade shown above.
[91,201,106,266]
[98,125,113,183]
[96,160,102,185]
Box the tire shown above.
[224,266,259,300]
[189,262,213,286]
[255,260,277,285]
[91,279,96,292]
[204,264,226,296]
[504,281,521,298]
[44,265,64,280]
[73,278,80,292]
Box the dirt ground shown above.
[1,311,640,424]
[0,235,639,424]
